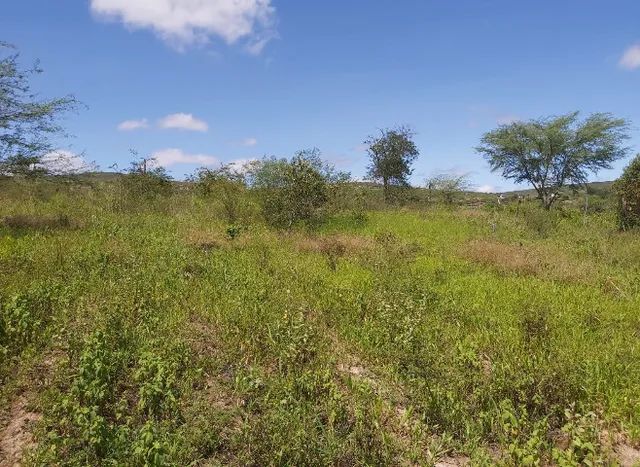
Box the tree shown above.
[364,126,419,202]
[0,42,78,177]
[476,112,630,209]
[614,154,640,230]
[248,148,348,228]
[426,173,472,205]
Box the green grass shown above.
[1,184,639,466]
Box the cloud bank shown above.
[90,0,276,53]
[152,148,218,167]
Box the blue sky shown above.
[2,0,639,191]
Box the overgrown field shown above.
[1,183,640,466]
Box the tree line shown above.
[2,42,639,228]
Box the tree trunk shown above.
[383,177,389,202]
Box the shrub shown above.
[248,149,348,228]
[193,164,248,224]
[117,155,173,210]
[614,154,640,230]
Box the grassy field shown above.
[1,182,640,466]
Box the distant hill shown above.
[500,181,615,197]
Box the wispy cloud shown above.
[152,148,217,167]
[246,34,276,55]
[90,0,277,53]
[158,113,208,132]
[240,137,258,147]
[117,118,149,131]
[619,43,640,70]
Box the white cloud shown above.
[158,113,208,132]
[152,148,218,167]
[90,0,276,53]
[117,118,149,131]
[476,184,495,194]
[41,150,95,174]
[240,137,258,147]
[619,44,640,70]
[226,158,256,173]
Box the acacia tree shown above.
[364,126,419,202]
[476,112,630,209]
[0,42,78,177]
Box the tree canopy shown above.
[476,112,630,209]
[0,42,78,177]
[365,126,419,201]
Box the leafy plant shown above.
[552,408,604,466]
[135,352,180,418]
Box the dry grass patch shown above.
[461,239,595,285]
[183,228,247,252]
[295,233,375,271]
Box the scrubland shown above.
[1,181,639,466]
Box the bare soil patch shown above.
[0,396,40,467]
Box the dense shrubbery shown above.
[116,157,173,211]
[192,163,253,225]
[614,154,640,230]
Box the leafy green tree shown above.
[364,126,419,202]
[476,112,630,209]
[614,154,640,230]
[0,42,78,177]
[249,148,348,228]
